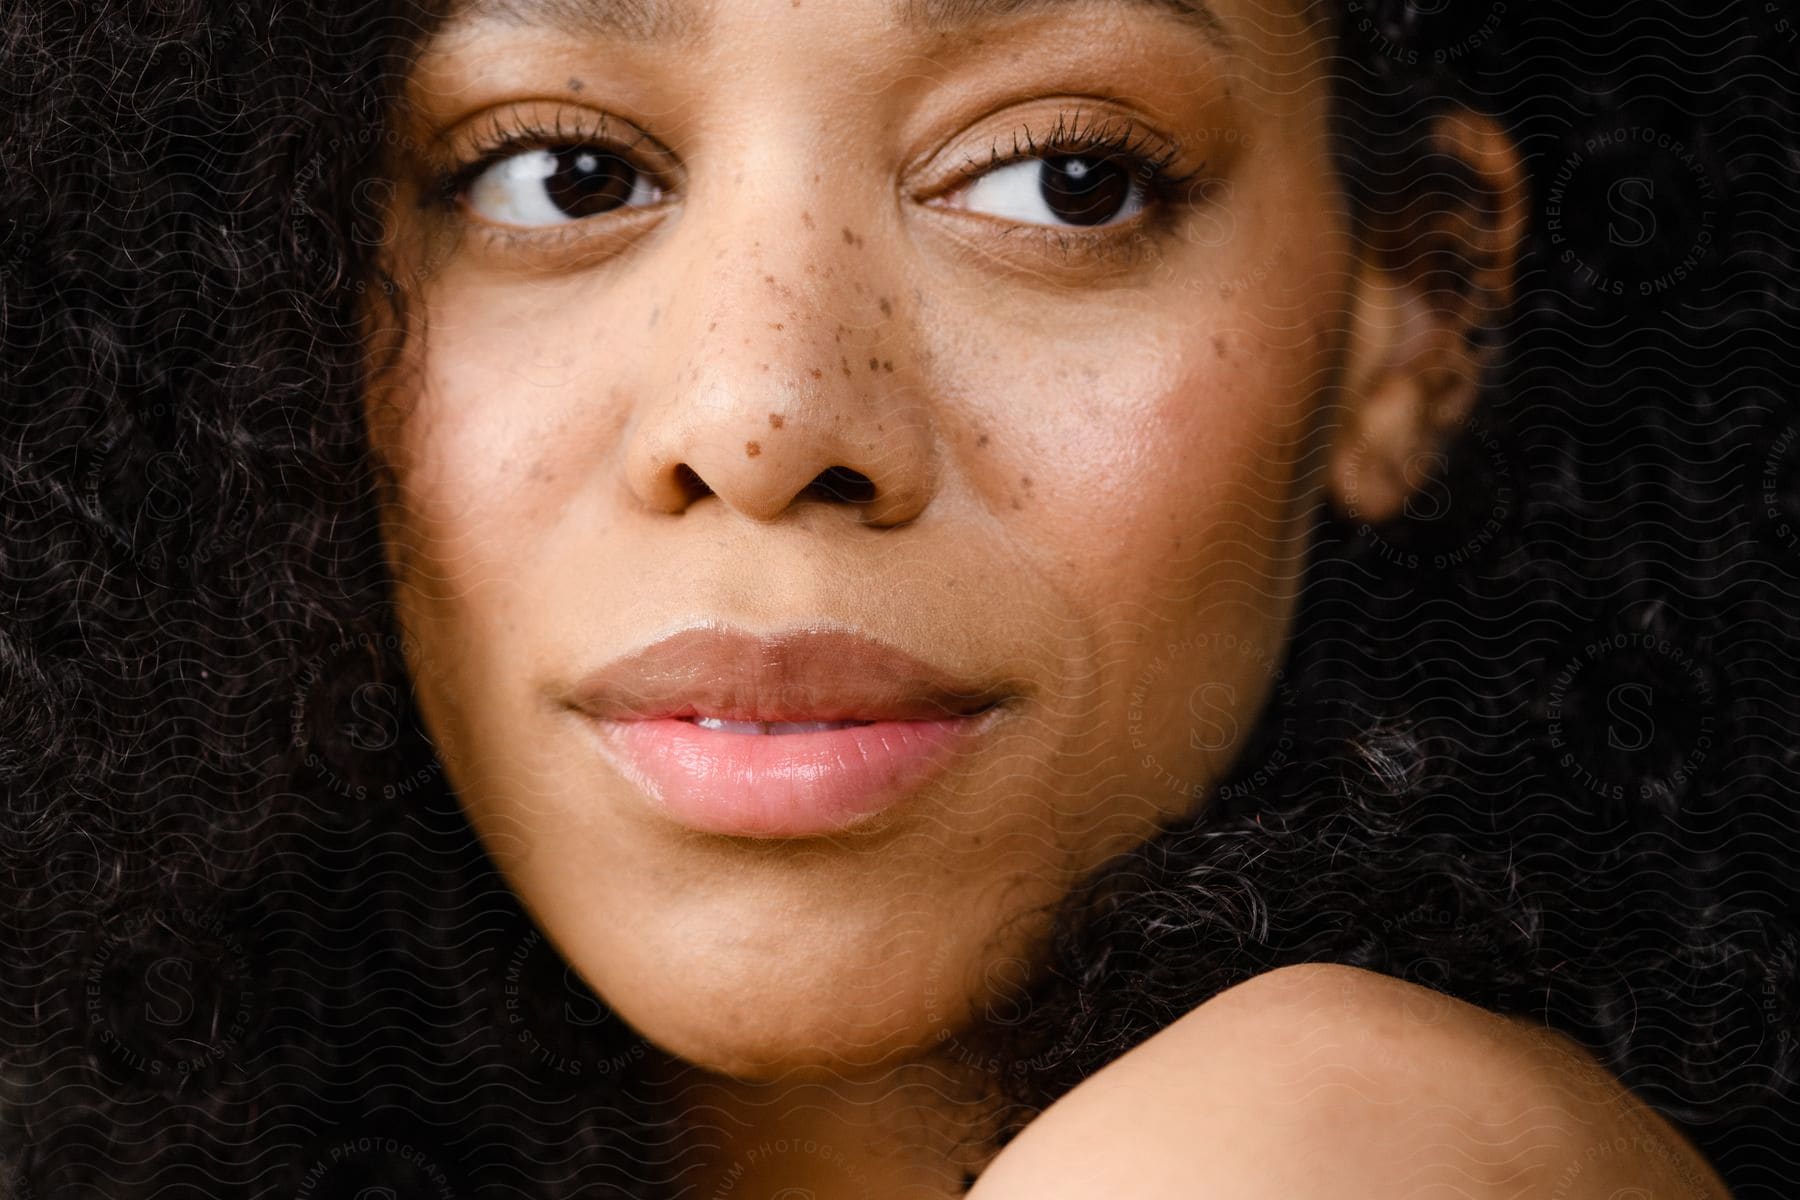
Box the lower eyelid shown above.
[458,199,673,263]
[447,155,1183,270]
[918,204,1168,278]
[465,202,1166,271]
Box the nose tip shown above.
[704,463,885,522]
[629,413,930,526]
[623,247,937,527]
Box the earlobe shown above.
[1328,273,1470,525]
[1326,109,1529,526]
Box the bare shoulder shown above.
[969,962,1732,1199]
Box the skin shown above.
[968,962,1734,1199]
[365,0,1724,1194]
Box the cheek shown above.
[366,296,616,787]
[964,318,1322,613]
[939,177,1346,611]
[929,216,1343,819]
[373,280,629,586]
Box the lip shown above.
[563,623,1016,838]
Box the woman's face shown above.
[373,0,1353,1077]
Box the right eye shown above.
[463,145,665,227]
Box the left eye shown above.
[949,153,1150,229]
[464,146,664,227]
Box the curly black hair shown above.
[2,0,1796,1196]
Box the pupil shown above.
[546,147,638,219]
[1039,155,1132,226]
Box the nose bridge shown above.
[623,204,934,527]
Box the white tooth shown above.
[692,717,767,734]
[689,717,873,734]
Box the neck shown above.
[645,1047,1009,1199]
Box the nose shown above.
[622,221,937,527]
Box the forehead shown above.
[451,0,1233,47]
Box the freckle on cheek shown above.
[746,441,761,458]
[879,297,892,317]
[768,413,785,429]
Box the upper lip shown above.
[564,622,1014,723]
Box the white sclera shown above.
[953,157,1147,228]
[466,147,663,227]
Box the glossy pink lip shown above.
[563,624,1016,838]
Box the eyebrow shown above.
[898,0,1228,43]
[464,0,1229,48]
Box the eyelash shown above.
[948,108,1203,265]
[434,107,652,208]
[433,105,1202,266]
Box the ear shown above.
[1327,109,1529,525]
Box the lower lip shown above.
[583,711,1001,838]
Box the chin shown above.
[618,973,945,1081]
[573,909,984,1080]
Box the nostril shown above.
[673,463,713,502]
[802,466,877,505]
